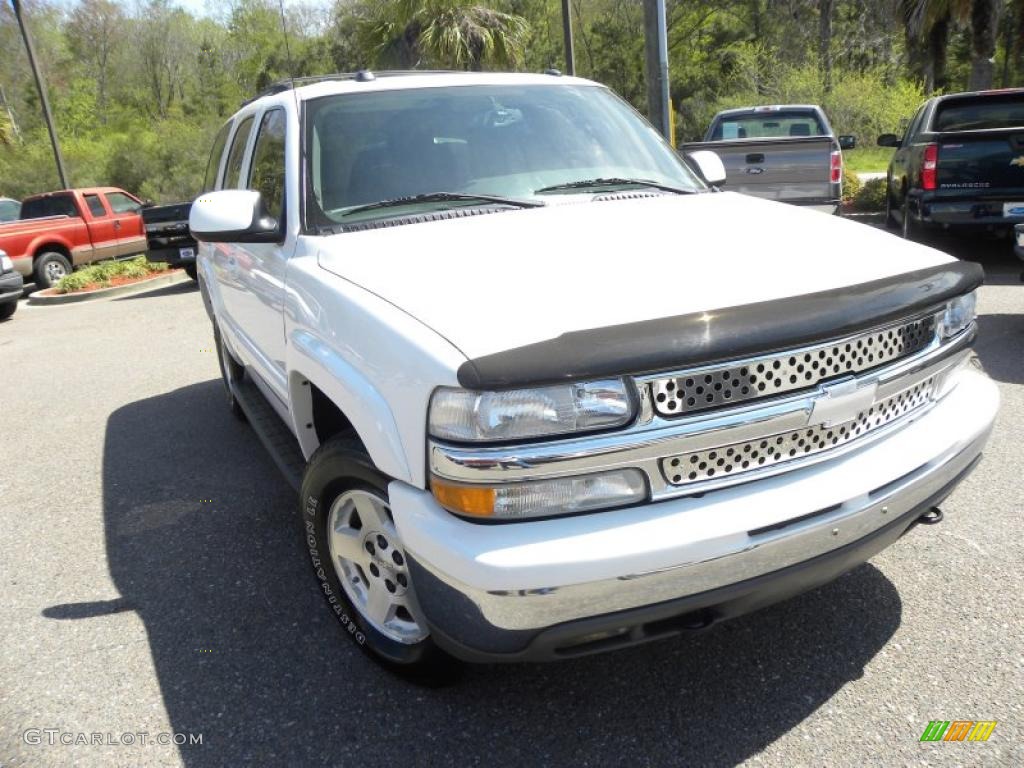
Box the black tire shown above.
[901,197,919,241]
[0,301,16,321]
[184,263,198,281]
[213,323,246,421]
[301,435,458,682]
[33,251,72,289]
[884,184,899,230]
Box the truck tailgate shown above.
[683,136,835,203]
[937,129,1024,199]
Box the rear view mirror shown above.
[687,150,727,187]
[877,133,900,148]
[838,135,856,150]
[190,190,281,243]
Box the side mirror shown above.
[877,133,900,148]
[190,189,281,243]
[838,135,856,150]
[687,150,727,186]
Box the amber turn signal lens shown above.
[431,480,496,517]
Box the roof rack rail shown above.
[239,69,472,107]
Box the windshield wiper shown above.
[534,177,696,195]
[340,192,543,218]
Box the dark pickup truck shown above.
[880,88,1024,240]
[143,201,197,280]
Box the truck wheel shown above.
[184,263,197,281]
[884,186,899,230]
[34,252,72,289]
[901,198,919,241]
[0,301,16,321]
[301,436,456,681]
[213,324,246,421]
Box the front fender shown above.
[289,329,411,484]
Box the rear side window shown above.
[20,193,78,220]
[223,116,255,189]
[107,192,141,214]
[84,194,107,217]
[248,109,287,223]
[711,111,826,140]
[0,199,20,221]
[934,95,1024,131]
[203,122,231,193]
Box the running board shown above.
[232,376,305,492]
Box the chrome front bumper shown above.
[415,427,987,635]
[395,366,997,659]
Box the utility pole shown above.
[11,0,69,188]
[560,0,575,76]
[643,0,671,142]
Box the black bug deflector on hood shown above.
[456,261,983,390]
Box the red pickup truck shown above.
[0,187,147,288]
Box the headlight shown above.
[431,468,648,520]
[0,251,11,273]
[940,291,977,339]
[428,379,635,443]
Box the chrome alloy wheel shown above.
[327,489,429,644]
[45,261,67,282]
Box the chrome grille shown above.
[661,376,936,487]
[650,315,937,418]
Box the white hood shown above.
[317,192,954,361]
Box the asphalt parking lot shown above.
[0,227,1021,767]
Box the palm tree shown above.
[359,0,530,71]
[904,0,1003,92]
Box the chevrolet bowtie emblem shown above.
[809,378,878,427]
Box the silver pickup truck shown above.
[683,105,855,214]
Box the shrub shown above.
[54,256,171,294]
[842,167,862,202]
[853,177,887,212]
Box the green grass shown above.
[843,147,895,174]
[54,256,170,294]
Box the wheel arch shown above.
[288,338,412,485]
[32,240,73,262]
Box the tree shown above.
[905,0,1005,92]
[968,0,1001,89]
[65,0,124,122]
[359,0,530,70]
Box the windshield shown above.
[304,83,703,226]
[710,110,826,140]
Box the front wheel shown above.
[301,436,456,681]
[213,323,246,421]
[0,301,16,321]
[184,263,197,281]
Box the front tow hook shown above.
[916,506,944,526]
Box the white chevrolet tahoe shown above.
[189,71,998,675]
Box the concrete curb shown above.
[28,270,189,306]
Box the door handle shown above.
[113,220,122,230]
[745,153,765,164]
